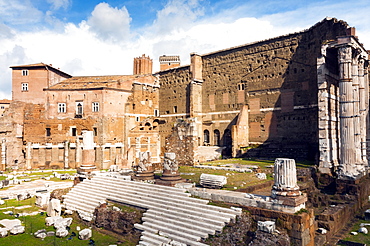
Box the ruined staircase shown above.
[63,175,241,246]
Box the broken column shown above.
[77,131,97,174]
[134,151,154,180]
[156,152,184,186]
[1,139,6,171]
[271,158,306,208]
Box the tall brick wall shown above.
[158,18,350,162]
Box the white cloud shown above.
[1,0,370,101]
[46,0,70,10]
[87,3,131,43]
[0,0,43,26]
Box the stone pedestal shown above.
[271,158,307,208]
[134,152,154,181]
[77,131,97,175]
[156,152,184,186]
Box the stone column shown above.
[338,46,355,178]
[1,139,5,171]
[352,55,362,164]
[157,152,183,186]
[358,58,367,162]
[64,141,69,169]
[25,142,32,170]
[78,131,96,174]
[271,158,300,197]
[75,138,82,168]
[134,151,154,180]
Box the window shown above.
[58,103,66,113]
[71,127,77,136]
[76,102,83,115]
[22,83,28,91]
[93,127,98,136]
[46,128,51,137]
[22,70,28,76]
[154,109,159,117]
[214,130,220,146]
[135,116,140,122]
[92,102,99,112]
[1,106,4,109]
[173,106,177,113]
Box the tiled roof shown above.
[48,75,148,90]
[0,99,11,104]
[10,63,72,77]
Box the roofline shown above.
[10,63,72,77]
[44,87,132,93]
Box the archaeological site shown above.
[1,17,370,245]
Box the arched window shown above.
[214,129,220,146]
[223,129,232,146]
[204,130,210,145]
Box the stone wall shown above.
[245,206,315,246]
[158,18,351,162]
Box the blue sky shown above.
[0,0,370,99]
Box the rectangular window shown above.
[71,127,77,136]
[92,102,99,112]
[173,106,177,113]
[46,128,51,137]
[76,101,83,116]
[93,127,98,136]
[58,103,66,113]
[0,106,4,109]
[22,70,28,76]
[135,116,140,122]
[22,83,28,91]
[154,109,159,117]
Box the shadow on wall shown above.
[243,19,348,162]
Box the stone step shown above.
[140,235,168,246]
[143,212,221,233]
[109,195,233,223]
[93,176,189,196]
[94,179,209,205]
[91,180,198,206]
[145,209,224,230]
[141,221,202,243]
[142,215,214,236]
[63,198,96,214]
[141,231,172,244]
[96,176,187,192]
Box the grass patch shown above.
[341,220,370,244]
[0,198,135,246]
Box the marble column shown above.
[25,142,32,170]
[75,138,82,168]
[1,139,6,171]
[64,141,69,169]
[338,46,355,178]
[271,158,300,198]
[358,58,368,162]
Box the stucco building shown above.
[1,56,160,170]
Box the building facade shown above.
[157,18,370,178]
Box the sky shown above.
[1,0,370,99]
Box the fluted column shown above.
[358,58,367,162]
[271,158,300,198]
[338,46,355,177]
[352,56,361,164]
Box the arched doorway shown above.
[204,130,210,145]
[214,129,220,146]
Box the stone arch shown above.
[204,130,210,145]
[214,129,220,146]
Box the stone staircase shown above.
[63,175,241,246]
